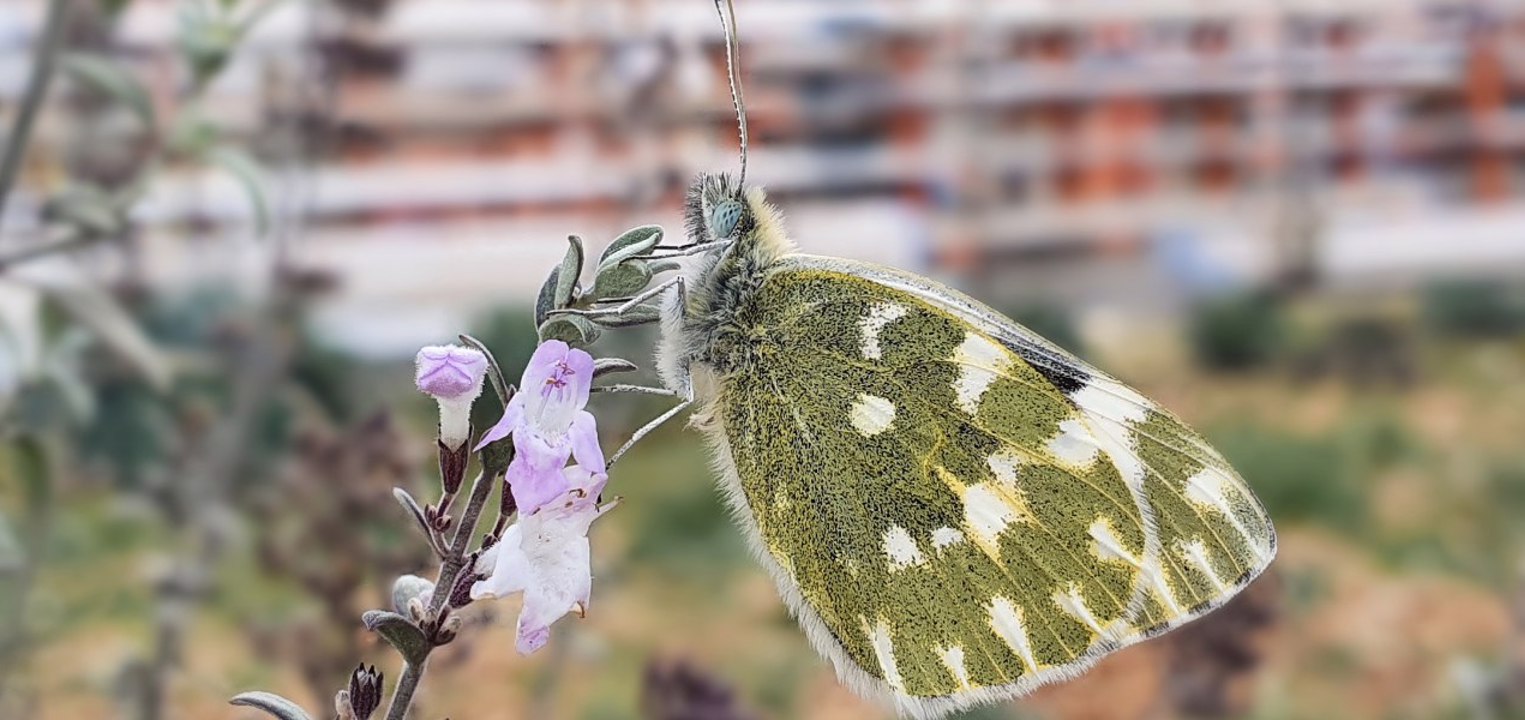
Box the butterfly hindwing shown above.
[697,254,1275,719]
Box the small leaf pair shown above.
[535,226,666,346]
[593,225,663,298]
[535,236,589,345]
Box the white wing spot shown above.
[986,449,1023,489]
[1047,418,1101,466]
[883,525,926,571]
[1179,538,1230,593]
[1053,585,1104,634]
[1144,555,1184,616]
[950,333,1010,415]
[1184,467,1230,509]
[863,617,905,693]
[849,393,896,437]
[859,302,909,360]
[1073,416,1144,491]
[1073,377,1154,424]
[931,526,966,551]
[1088,517,1140,566]
[1185,468,1269,561]
[1071,377,1154,490]
[1090,517,1184,618]
[963,483,1023,555]
[989,597,1040,674]
[938,645,972,689]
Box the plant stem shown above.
[141,307,292,720]
[0,0,72,232]
[381,468,499,719]
[430,470,495,616]
[0,229,94,270]
[383,660,426,720]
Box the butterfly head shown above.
[685,172,752,246]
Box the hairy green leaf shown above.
[228,691,314,720]
[538,314,600,348]
[648,259,683,275]
[391,488,433,544]
[592,357,639,378]
[533,267,560,329]
[37,281,170,391]
[554,236,585,308]
[206,146,270,237]
[362,610,430,665]
[457,333,510,407]
[593,260,653,300]
[599,224,663,267]
[62,53,155,129]
[589,303,661,328]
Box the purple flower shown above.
[415,344,488,448]
[476,340,604,516]
[471,464,614,654]
[415,345,488,399]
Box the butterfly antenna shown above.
[714,0,748,188]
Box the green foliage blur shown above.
[1188,292,1287,371]
[1422,280,1525,339]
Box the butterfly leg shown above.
[592,384,684,397]
[549,275,681,320]
[640,239,732,260]
[606,277,695,469]
[608,392,693,468]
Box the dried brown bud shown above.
[427,504,454,533]
[334,689,355,720]
[407,596,427,624]
[437,613,464,644]
[346,664,383,720]
[448,564,483,609]
[437,438,470,494]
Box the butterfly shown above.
[586,3,1276,718]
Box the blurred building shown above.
[4,0,1525,354]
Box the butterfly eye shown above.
[707,199,745,240]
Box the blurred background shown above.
[2,0,1525,718]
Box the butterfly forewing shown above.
[703,255,1275,717]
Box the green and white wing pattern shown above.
[701,255,1275,719]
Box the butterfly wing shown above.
[696,254,1275,719]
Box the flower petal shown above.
[521,340,570,389]
[513,522,591,654]
[516,624,551,655]
[415,345,488,399]
[564,464,608,501]
[561,347,594,406]
[474,540,501,573]
[470,525,529,600]
[508,430,574,515]
[473,393,525,451]
[470,461,614,656]
[508,465,571,519]
[521,341,569,423]
[568,411,605,476]
[554,464,608,519]
[521,341,596,436]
